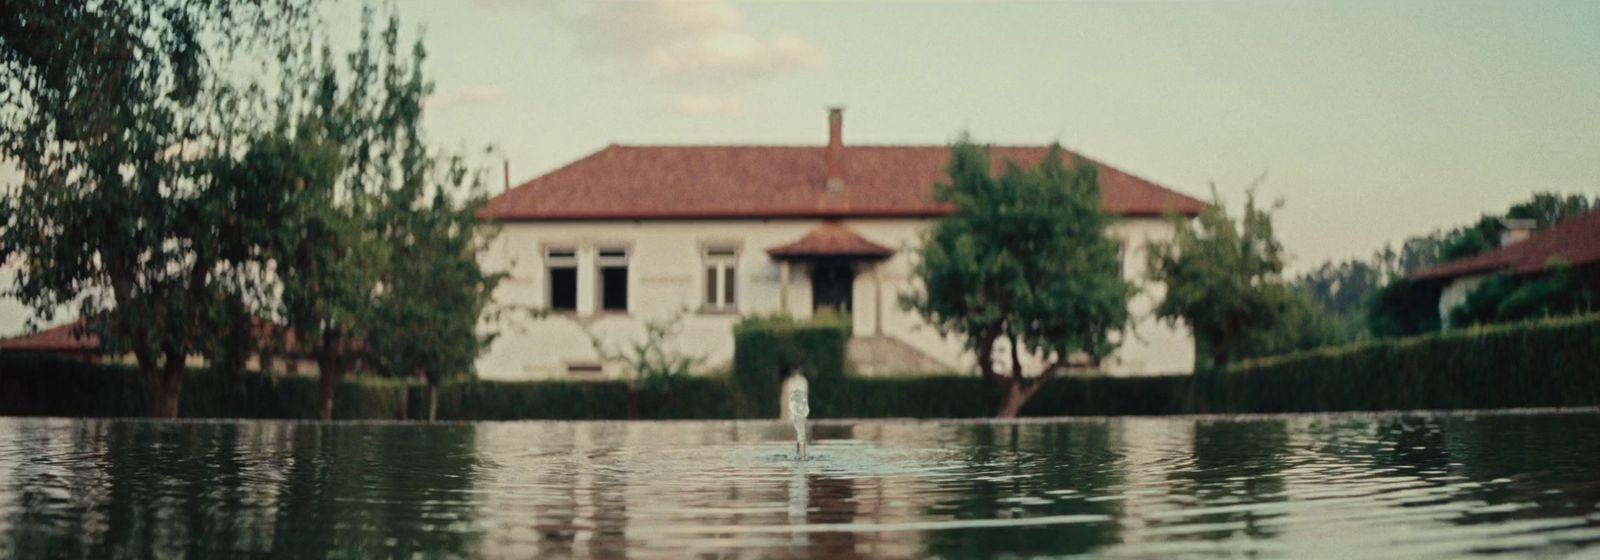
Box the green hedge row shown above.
[1209,312,1600,412]
[3,314,1596,420]
[0,355,414,419]
[0,354,740,420]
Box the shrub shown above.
[731,313,851,418]
[1223,313,1600,412]
[3,313,1596,420]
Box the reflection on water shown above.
[1,413,1598,558]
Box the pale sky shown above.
[3,0,1598,335]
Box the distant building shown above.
[0,322,100,361]
[1411,209,1600,327]
[476,109,1206,380]
[0,318,315,373]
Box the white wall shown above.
[476,217,1194,380]
[1437,274,1488,330]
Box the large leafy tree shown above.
[904,139,1132,418]
[1145,190,1299,368]
[0,0,308,417]
[264,11,503,419]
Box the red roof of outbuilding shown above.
[1411,209,1600,281]
[0,317,304,355]
[480,145,1205,221]
[0,322,98,353]
[768,221,896,259]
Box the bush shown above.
[3,314,1596,419]
[731,313,851,418]
[425,376,736,421]
[1219,313,1600,412]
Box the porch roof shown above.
[767,221,895,261]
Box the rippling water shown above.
[1,411,1598,558]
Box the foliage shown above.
[0,0,311,417]
[902,138,1132,416]
[1448,265,1598,328]
[431,377,737,421]
[1289,260,1376,345]
[1365,276,1444,337]
[731,312,851,418]
[1145,189,1297,368]
[10,314,1596,418]
[259,9,503,418]
[1506,192,1595,230]
[1222,313,1600,412]
[1235,290,1347,359]
[589,310,705,393]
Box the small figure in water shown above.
[785,371,810,459]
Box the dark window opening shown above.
[549,267,577,311]
[600,266,628,311]
[705,266,718,305]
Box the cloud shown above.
[423,86,508,111]
[571,0,824,80]
[672,94,745,117]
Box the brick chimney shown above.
[826,107,845,193]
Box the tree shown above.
[903,139,1132,418]
[1145,190,1298,369]
[1292,258,1382,344]
[1366,277,1442,337]
[1506,192,1594,229]
[265,10,503,420]
[0,0,308,417]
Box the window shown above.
[546,248,577,312]
[598,248,629,312]
[704,247,738,311]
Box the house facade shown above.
[476,110,1205,380]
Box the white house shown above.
[476,109,1204,380]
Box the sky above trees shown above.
[4,0,1598,335]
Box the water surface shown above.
[1,411,1598,558]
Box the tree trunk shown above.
[316,329,345,421]
[627,389,640,420]
[996,382,1028,419]
[148,368,184,419]
[147,353,186,419]
[428,386,439,423]
[319,369,342,421]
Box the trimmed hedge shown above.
[0,353,737,420]
[731,313,851,418]
[0,354,413,419]
[2,313,1596,420]
[1210,313,1600,413]
[430,376,736,421]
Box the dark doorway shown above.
[811,263,855,314]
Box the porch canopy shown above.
[766,221,894,262]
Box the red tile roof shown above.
[1411,209,1600,281]
[481,145,1205,221]
[0,322,99,353]
[0,317,304,355]
[768,222,896,259]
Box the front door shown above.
[811,263,855,315]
